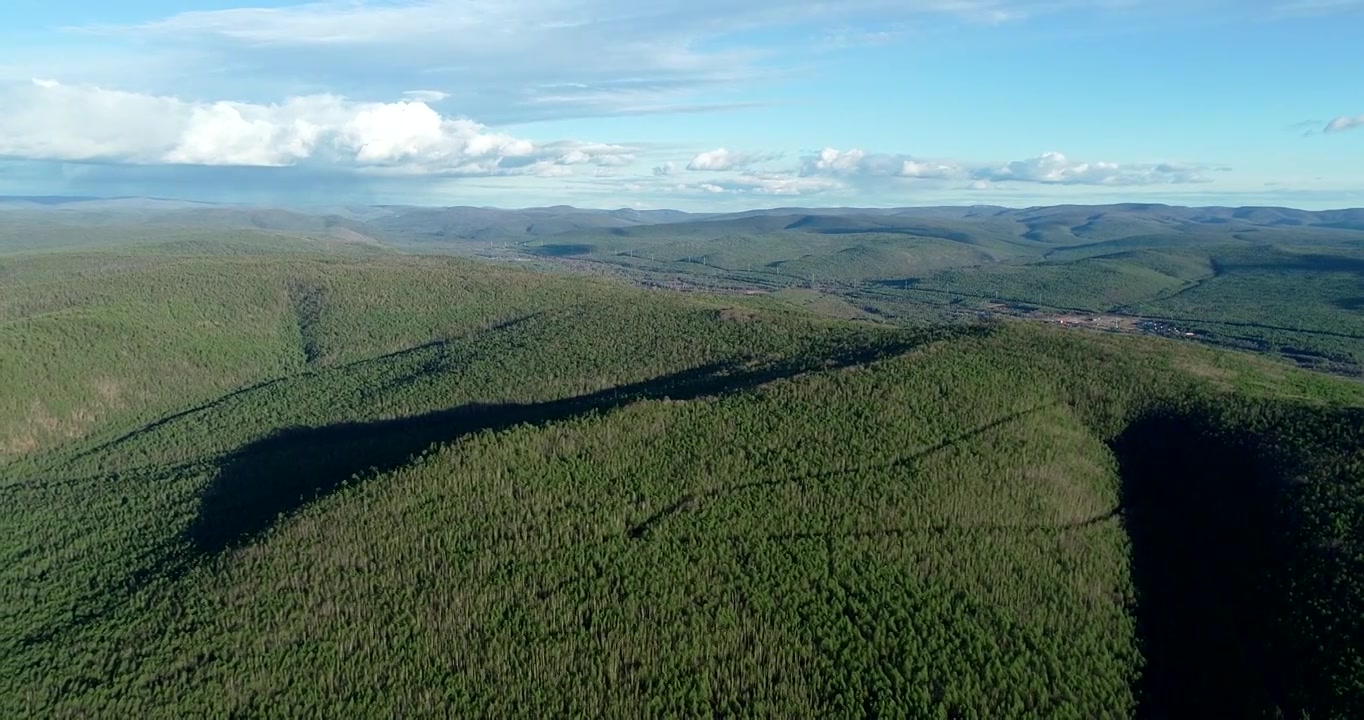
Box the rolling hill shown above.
[3,231,1363,717]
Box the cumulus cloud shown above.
[1324,115,1364,133]
[673,171,842,196]
[685,147,779,171]
[800,147,1206,186]
[976,151,1206,185]
[653,161,678,176]
[803,148,869,174]
[896,159,964,179]
[801,148,966,179]
[0,79,633,175]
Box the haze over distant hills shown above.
[4,195,1363,239]
[7,195,1363,380]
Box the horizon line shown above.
[2,194,1362,215]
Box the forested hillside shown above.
[3,232,1362,717]
[10,201,1360,375]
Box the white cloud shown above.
[804,148,869,174]
[653,161,678,176]
[167,101,318,166]
[685,147,779,171]
[800,148,965,178]
[673,171,843,196]
[1324,115,1364,133]
[800,147,1206,186]
[1,80,189,164]
[0,79,633,175]
[114,1,1063,48]
[403,89,450,102]
[897,159,962,179]
[728,173,842,195]
[818,27,904,51]
[62,0,1112,122]
[557,143,635,166]
[976,151,1206,185]
[528,163,575,178]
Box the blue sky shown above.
[0,0,1360,209]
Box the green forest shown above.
[3,218,1363,718]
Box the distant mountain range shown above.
[3,195,1364,246]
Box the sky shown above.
[0,0,1361,210]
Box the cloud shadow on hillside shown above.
[530,243,594,257]
[1109,409,1290,719]
[185,329,974,558]
[1229,252,1364,275]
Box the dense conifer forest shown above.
[3,215,1362,717]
